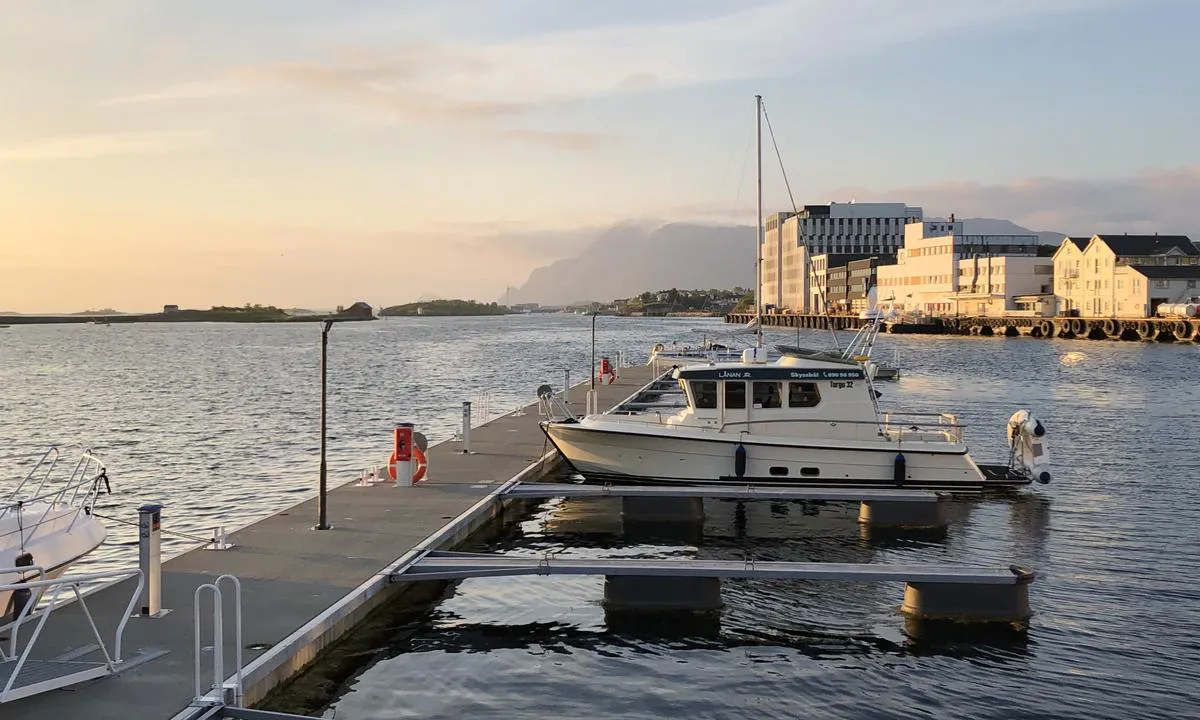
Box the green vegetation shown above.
[731,289,756,313]
[615,288,749,316]
[380,299,508,317]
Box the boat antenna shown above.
[761,100,840,353]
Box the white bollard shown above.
[138,503,168,616]
[461,401,472,454]
[586,389,598,417]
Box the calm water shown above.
[3,317,1199,718]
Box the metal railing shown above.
[194,574,243,706]
[0,567,143,703]
[581,409,967,445]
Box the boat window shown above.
[724,381,746,409]
[788,382,821,408]
[691,381,718,409]
[752,381,783,409]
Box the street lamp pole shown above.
[316,318,334,530]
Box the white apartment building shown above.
[876,221,1050,317]
[1052,234,1199,316]
[760,202,922,313]
[760,212,797,311]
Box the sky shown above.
[1,0,1197,312]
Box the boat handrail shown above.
[604,369,677,414]
[1,566,144,702]
[589,414,965,442]
[0,447,110,545]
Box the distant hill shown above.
[381,299,507,317]
[506,223,756,307]
[505,218,1063,305]
[951,218,1065,245]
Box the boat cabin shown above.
[669,356,883,439]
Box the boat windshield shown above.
[690,380,718,409]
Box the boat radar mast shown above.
[752,93,765,356]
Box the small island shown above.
[0,302,376,325]
[380,299,508,317]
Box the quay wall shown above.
[725,313,1200,343]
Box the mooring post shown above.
[461,402,472,454]
[563,369,570,405]
[138,503,167,617]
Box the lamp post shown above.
[316,318,334,531]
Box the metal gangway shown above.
[394,550,1035,587]
[0,567,150,703]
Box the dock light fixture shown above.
[316,318,334,531]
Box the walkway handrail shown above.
[0,567,143,703]
[194,574,244,705]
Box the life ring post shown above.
[392,423,414,487]
[388,423,427,487]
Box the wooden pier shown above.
[726,313,1200,342]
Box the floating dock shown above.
[3,361,1038,720]
[2,366,658,720]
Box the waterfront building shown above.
[760,202,922,312]
[809,254,894,314]
[1052,234,1199,316]
[876,220,1050,317]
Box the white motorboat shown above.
[546,96,1049,491]
[541,349,1050,490]
[1,447,110,621]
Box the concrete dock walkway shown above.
[3,364,658,720]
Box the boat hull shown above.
[543,421,997,491]
[1,505,107,618]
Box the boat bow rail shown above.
[1,446,111,546]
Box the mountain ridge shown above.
[505,218,1067,305]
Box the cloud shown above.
[0,130,211,162]
[495,128,605,150]
[829,165,1200,237]
[96,80,246,107]
[92,0,1106,149]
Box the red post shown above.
[393,425,413,462]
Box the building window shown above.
[724,381,746,410]
[1188,280,1197,289]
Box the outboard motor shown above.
[1007,410,1051,484]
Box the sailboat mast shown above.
[755,94,764,349]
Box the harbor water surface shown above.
[2,316,1198,718]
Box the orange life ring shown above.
[387,446,427,483]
